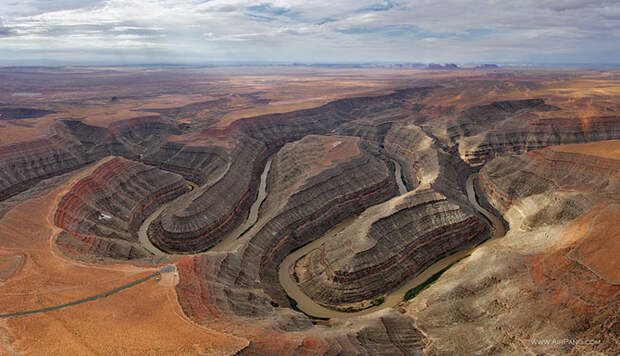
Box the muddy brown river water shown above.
[277,173,505,319]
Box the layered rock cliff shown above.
[54,157,189,262]
[0,136,91,201]
[3,79,619,355]
[0,117,228,202]
[174,138,399,316]
[171,136,428,354]
[147,136,269,253]
[406,143,620,354]
[460,115,620,166]
[295,187,487,307]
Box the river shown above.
[137,181,196,256]
[210,157,273,252]
[138,158,273,255]
[277,173,505,319]
[137,157,504,320]
[394,159,407,195]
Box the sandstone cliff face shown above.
[382,124,434,189]
[406,145,619,355]
[0,136,91,201]
[173,139,398,316]
[142,142,227,185]
[5,80,619,355]
[417,97,620,167]
[446,98,559,142]
[460,115,620,166]
[478,147,620,213]
[171,137,426,354]
[54,157,188,262]
[232,87,431,144]
[147,136,269,253]
[296,187,487,307]
[0,117,228,205]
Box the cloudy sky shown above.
[0,0,619,65]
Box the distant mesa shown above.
[110,96,120,103]
[0,107,56,120]
[474,64,500,69]
[294,63,426,69]
[426,63,460,70]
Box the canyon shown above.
[0,67,618,355]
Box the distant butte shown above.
[474,63,500,69]
[426,63,460,70]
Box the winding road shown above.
[277,173,506,319]
[0,265,176,318]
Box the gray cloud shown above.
[0,18,12,37]
[0,0,618,65]
[537,0,618,12]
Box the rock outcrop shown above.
[0,117,227,203]
[0,136,91,201]
[295,187,487,307]
[446,99,559,142]
[146,88,432,254]
[406,143,620,354]
[460,115,620,166]
[174,138,399,317]
[478,146,620,213]
[435,98,620,166]
[54,157,189,262]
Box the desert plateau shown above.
[0,66,618,355]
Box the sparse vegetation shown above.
[335,295,385,313]
[284,293,329,320]
[286,294,299,311]
[403,261,463,301]
[373,296,385,306]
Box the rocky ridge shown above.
[2,82,619,354]
[406,144,619,354]
[54,157,189,263]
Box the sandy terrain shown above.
[0,158,247,355]
[0,66,619,354]
[552,139,620,159]
[568,203,620,284]
[5,67,618,146]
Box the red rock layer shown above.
[0,135,89,201]
[408,145,619,354]
[54,157,188,261]
[296,188,488,306]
